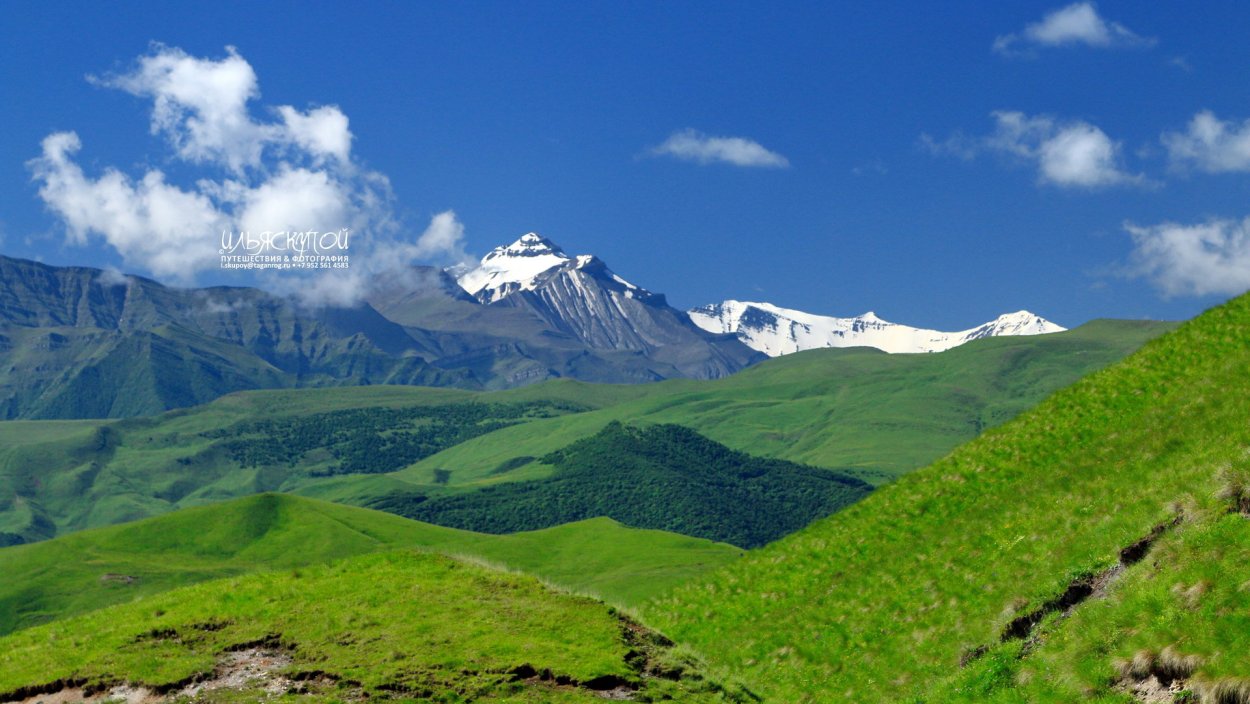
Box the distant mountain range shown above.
[0,234,757,418]
[0,233,1066,419]
[689,299,1064,356]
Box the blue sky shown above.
[3,1,1250,329]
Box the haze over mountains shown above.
[0,233,1064,419]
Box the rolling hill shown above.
[0,318,1171,547]
[0,493,741,636]
[367,318,1173,490]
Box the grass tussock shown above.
[1215,465,1250,514]
[1172,580,1212,608]
[1199,677,1250,704]
[1112,645,1202,685]
[1156,646,1204,682]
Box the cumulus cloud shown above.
[28,45,458,303]
[29,131,225,280]
[412,210,472,263]
[277,105,352,163]
[1125,217,1250,297]
[272,209,470,308]
[994,2,1155,56]
[923,111,1143,188]
[93,45,353,172]
[649,129,790,168]
[1162,110,1250,173]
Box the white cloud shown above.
[924,111,1142,188]
[412,210,471,263]
[649,129,790,168]
[1037,122,1129,187]
[95,45,355,173]
[98,45,270,173]
[1162,110,1250,173]
[28,45,452,303]
[274,210,470,308]
[29,132,225,281]
[235,168,349,236]
[1125,217,1250,297]
[1168,56,1193,72]
[96,267,131,288]
[994,3,1155,56]
[278,105,352,164]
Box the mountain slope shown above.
[0,255,465,419]
[690,298,1064,356]
[0,247,757,419]
[453,233,762,379]
[0,493,740,636]
[645,294,1250,702]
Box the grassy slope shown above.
[644,297,1250,702]
[0,493,740,635]
[931,511,1250,702]
[379,319,1172,490]
[0,319,1169,541]
[0,550,741,703]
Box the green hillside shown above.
[644,296,1250,702]
[382,422,871,548]
[378,319,1173,490]
[0,319,1169,545]
[0,550,746,703]
[0,493,740,636]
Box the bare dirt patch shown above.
[2,646,293,704]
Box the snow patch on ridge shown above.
[689,300,1065,356]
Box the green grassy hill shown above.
[0,319,1169,545]
[0,493,740,636]
[374,318,1173,490]
[644,296,1250,702]
[0,550,747,703]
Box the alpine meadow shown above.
[4,3,1250,703]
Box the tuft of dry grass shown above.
[1214,466,1250,514]
[1116,646,1202,684]
[1198,677,1250,704]
[1117,649,1157,681]
[1172,580,1212,609]
[1156,646,1203,681]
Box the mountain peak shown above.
[458,232,573,302]
[965,310,1065,339]
[493,232,567,259]
[456,232,655,306]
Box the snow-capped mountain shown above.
[453,234,761,376]
[688,300,1065,356]
[457,233,652,305]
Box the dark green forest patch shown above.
[373,422,872,548]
